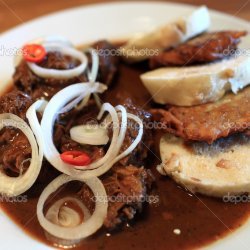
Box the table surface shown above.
[0,0,249,33]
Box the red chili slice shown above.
[60,151,91,166]
[22,44,46,63]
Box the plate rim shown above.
[1,1,249,39]
[0,2,250,250]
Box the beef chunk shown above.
[78,165,154,230]
[53,103,104,162]
[119,98,153,166]
[103,165,154,229]
[0,90,32,120]
[54,98,153,167]
[54,127,105,162]
[14,40,120,100]
[58,133,105,162]
[0,128,31,176]
[92,40,120,86]
[39,51,80,70]
[13,51,87,100]
[0,91,33,176]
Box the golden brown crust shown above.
[149,31,247,68]
[152,87,250,144]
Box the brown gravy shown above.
[1,61,250,250]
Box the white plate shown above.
[0,2,249,250]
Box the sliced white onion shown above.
[58,93,86,115]
[93,93,102,109]
[73,105,129,175]
[100,109,143,164]
[19,158,31,176]
[34,35,73,48]
[70,124,109,146]
[42,101,120,177]
[96,105,128,162]
[58,82,107,114]
[72,103,119,171]
[76,48,100,110]
[112,105,127,151]
[27,45,88,79]
[84,48,99,83]
[72,111,143,178]
[46,197,91,228]
[85,103,120,170]
[37,174,108,241]
[41,83,110,176]
[14,35,73,67]
[0,113,41,196]
[74,92,91,111]
[26,100,47,163]
[41,83,144,178]
[114,113,143,163]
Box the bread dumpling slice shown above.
[121,6,210,63]
[141,55,250,106]
[158,133,250,197]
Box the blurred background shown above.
[0,0,249,32]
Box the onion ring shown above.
[0,113,41,196]
[58,82,107,114]
[41,84,143,179]
[42,101,119,177]
[27,45,88,79]
[84,48,99,83]
[37,174,108,241]
[45,197,91,227]
[76,48,100,110]
[114,113,143,163]
[26,100,47,162]
[14,35,73,67]
[70,124,109,146]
